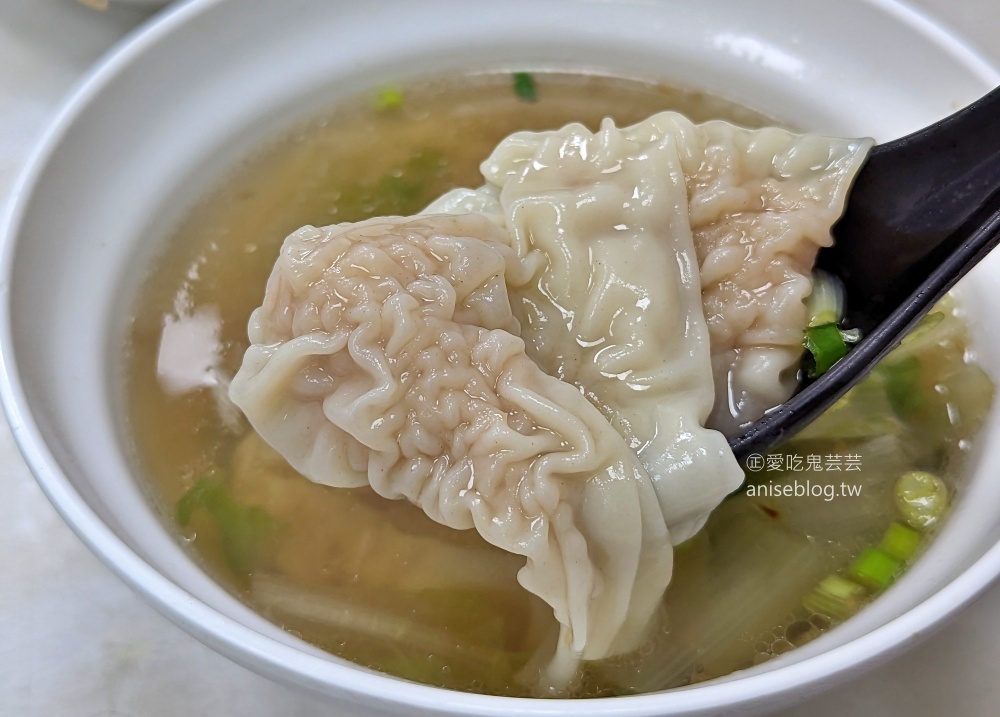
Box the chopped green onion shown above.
[879,522,922,561]
[895,470,949,529]
[802,575,867,621]
[177,476,279,574]
[806,270,844,327]
[803,322,850,378]
[512,72,537,102]
[374,86,404,111]
[176,475,219,526]
[848,547,902,590]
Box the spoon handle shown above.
[821,85,1000,335]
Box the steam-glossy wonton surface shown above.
[431,113,872,436]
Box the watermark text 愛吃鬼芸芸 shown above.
[743,452,863,502]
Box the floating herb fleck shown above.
[880,354,923,417]
[374,86,404,111]
[512,72,537,102]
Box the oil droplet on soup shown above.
[124,73,992,697]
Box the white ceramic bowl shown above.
[3,1,1000,715]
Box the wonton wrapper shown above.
[429,113,873,439]
[232,112,872,690]
[229,214,673,690]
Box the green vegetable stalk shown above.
[176,475,280,574]
[374,86,404,112]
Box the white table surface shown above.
[2,2,999,715]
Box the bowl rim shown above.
[2,0,1000,713]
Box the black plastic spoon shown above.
[729,85,1000,462]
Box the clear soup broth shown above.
[124,72,993,697]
